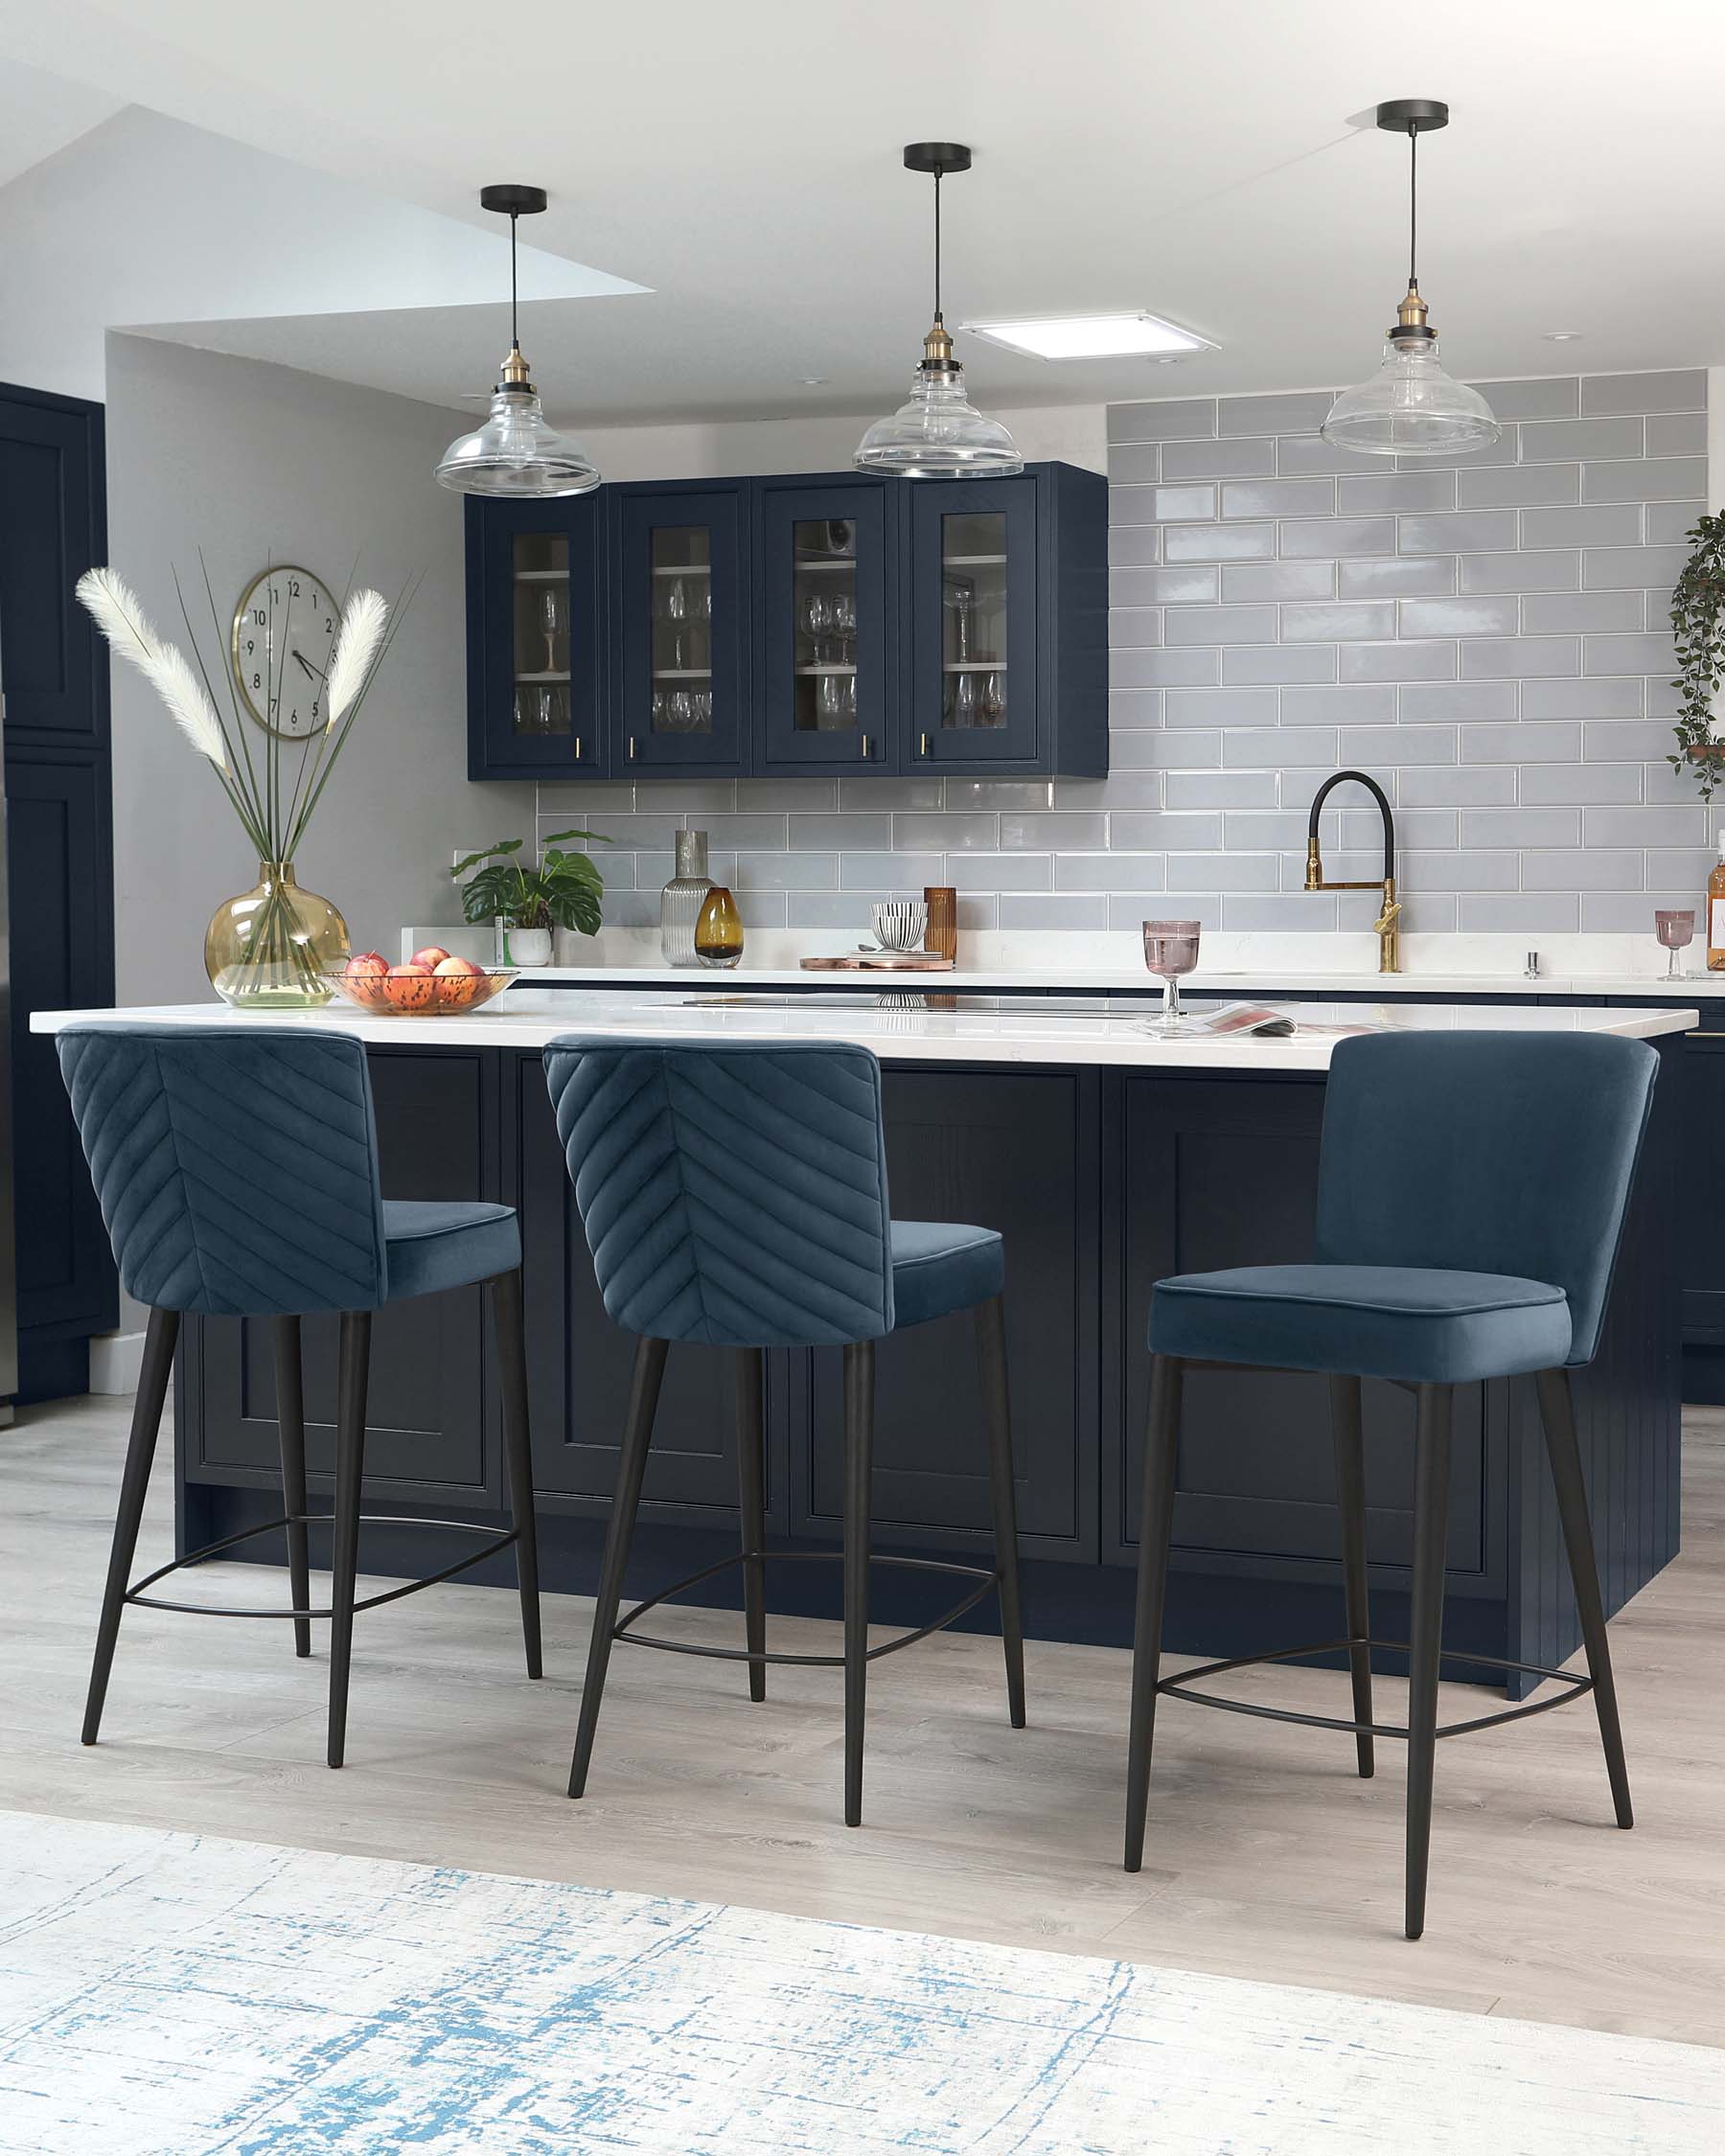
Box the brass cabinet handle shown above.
[919,731,930,757]
[573,736,583,763]
[628,737,637,761]
[861,734,870,759]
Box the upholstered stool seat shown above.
[381,1200,521,1301]
[1151,1264,1572,1384]
[1125,1029,1660,1941]
[888,1221,1005,1330]
[58,1022,541,1772]
[545,1034,1026,1828]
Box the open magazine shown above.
[1170,1001,1381,1039]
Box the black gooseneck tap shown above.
[1304,769,1401,974]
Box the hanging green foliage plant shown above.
[1668,512,1725,799]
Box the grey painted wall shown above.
[105,333,534,1001]
[542,368,1708,938]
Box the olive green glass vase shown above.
[204,861,350,1009]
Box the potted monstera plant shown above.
[1668,512,1725,798]
[453,829,608,965]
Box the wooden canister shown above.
[924,885,957,961]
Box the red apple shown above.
[410,945,451,971]
[383,962,435,1011]
[433,954,484,1008]
[343,952,390,1007]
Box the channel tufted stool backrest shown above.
[543,1035,895,1348]
[57,1023,389,1316]
[1316,1028,1658,1368]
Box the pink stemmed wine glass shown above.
[1655,909,1695,981]
[1142,919,1203,1034]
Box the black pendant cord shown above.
[932,167,943,327]
[510,211,520,354]
[1408,123,1418,290]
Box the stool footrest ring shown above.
[1157,1635,1594,1741]
[614,1548,1000,1668]
[124,1512,519,1619]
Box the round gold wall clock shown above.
[230,565,339,739]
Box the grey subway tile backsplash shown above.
[1218,391,1335,434]
[583,373,1706,933]
[1162,521,1276,562]
[1279,515,1396,558]
[1340,555,1457,597]
[1579,370,1706,415]
[1162,436,1276,480]
[1220,560,1335,603]
[1519,416,1644,463]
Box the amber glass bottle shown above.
[1710,842,1725,972]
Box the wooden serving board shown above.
[800,952,956,972]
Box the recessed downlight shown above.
[1543,331,1583,342]
[962,311,1212,361]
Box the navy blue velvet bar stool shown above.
[543,1034,1025,1827]
[57,1023,542,1767]
[1125,1029,1659,1938]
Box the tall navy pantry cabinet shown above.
[0,381,117,1402]
[464,461,1107,783]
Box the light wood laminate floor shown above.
[3,1394,1721,2046]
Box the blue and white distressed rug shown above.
[0,1812,1719,2154]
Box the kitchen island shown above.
[35,990,1695,1694]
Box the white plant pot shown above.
[508,927,553,967]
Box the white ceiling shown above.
[0,55,121,189]
[2,0,1723,425]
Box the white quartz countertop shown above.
[518,960,1723,998]
[32,993,1698,1073]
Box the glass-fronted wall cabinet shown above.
[613,483,746,775]
[906,476,1038,769]
[464,497,606,776]
[464,463,1106,782]
[756,476,891,772]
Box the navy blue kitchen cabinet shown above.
[907,462,1106,778]
[754,473,894,774]
[612,482,748,777]
[465,462,1107,782]
[463,496,607,776]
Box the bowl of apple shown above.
[326,947,518,1016]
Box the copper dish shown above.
[323,965,518,1016]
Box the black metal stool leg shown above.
[1405,1380,1453,1939]
[1329,1372,1374,1778]
[735,1348,768,1704]
[273,1316,312,1662]
[1536,1366,1633,1829]
[842,1338,875,1827]
[1125,1352,1183,1871]
[569,1335,667,1799]
[82,1307,178,1746]
[975,1295,1026,1729]
[327,1310,371,1770]
[491,1269,542,1680]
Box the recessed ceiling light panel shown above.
[962,312,1213,361]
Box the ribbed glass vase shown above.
[659,830,715,967]
[205,861,350,1009]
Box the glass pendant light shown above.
[855,144,1023,479]
[435,184,600,497]
[1322,102,1501,459]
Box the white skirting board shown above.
[86,1330,145,1395]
